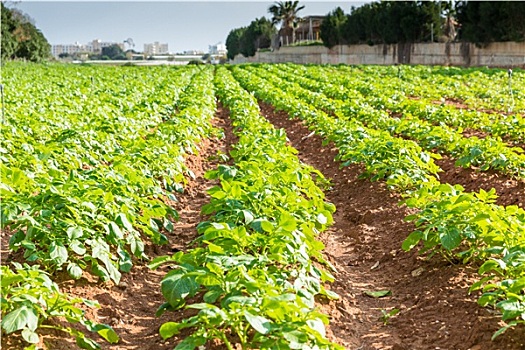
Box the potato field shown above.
[1,62,525,350]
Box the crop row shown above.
[248,64,525,179]
[281,63,525,145]
[1,64,217,348]
[230,64,525,338]
[327,64,525,115]
[149,66,343,349]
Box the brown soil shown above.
[0,105,235,350]
[3,100,525,350]
[433,97,523,117]
[258,101,525,350]
[436,155,525,208]
[462,128,489,140]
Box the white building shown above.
[144,42,169,55]
[209,42,227,56]
[51,39,125,58]
[91,39,124,53]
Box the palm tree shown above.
[268,1,305,44]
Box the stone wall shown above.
[231,42,525,68]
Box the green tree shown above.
[456,1,525,44]
[226,27,247,60]
[239,17,276,57]
[268,1,305,43]
[1,4,51,62]
[320,7,347,48]
[101,44,126,60]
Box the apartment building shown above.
[143,42,169,55]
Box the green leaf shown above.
[76,334,100,350]
[148,253,181,270]
[316,213,328,225]
[479,260,500,275]
[203,290,222,304]
[109,222,124,240]
[49,242,69,265]
[492,321,518,340]
[283,330,308,348]
[116,213,134,232]
[70,240,87,255]
[279,213,297,232]
[161,271,199,306]
[364,290,392,298]
[1,306,38,333]
[243,310,272,335]
[241,210,254,224]
[21,328,40,344]
[174,336,205,350]
[67,263,83,279]
[195,273,222,287]
[251,218,273,233]
[440,228,462,251]
[159,322,182,340]
[96,325,119,344]
[66,226,83,240]
[402,231,422,251]
[218,164,237,180]
[306,318,326,337]
[91,262,110,282]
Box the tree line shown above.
[320,1,525,48]
[226,1,525,60]
[226,1,304,60]
[1,3,51,62]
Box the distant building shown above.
[294,16,325,42]
[91,39,125,53]
[183,49,205,55]
[51,42,85,57]
[51,39,124,58]
[208,42,227,56]
[274,15,325,48]
[144,42,169,55]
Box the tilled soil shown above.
[2,101,525,350]
[258,101,525,350]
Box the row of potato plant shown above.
[282,63,525,145]
[254,64,525,179]
[232,65,441,192]
[149,66,343,349]
[1,64,217,348]
[231,64,525,338]
[329,64,525,115]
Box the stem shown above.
[217,331,234,350]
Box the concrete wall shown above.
[231,42,525,68]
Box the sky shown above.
[8,1,365,54]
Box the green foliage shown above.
[0,4,51,62]
[101,44,126,60]
[226,27,247,60]
[150,66,342,349]
[1,63,216,284]
[268,1,305,30]
[239,17,276,57]
[226,18,276,59]
[321,1,442,46]
[319,7,347,49]
[1,63,219,346]
[1,263,118,349]
[229,62,525,339]
[456,1,525,44]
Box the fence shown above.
[231,41,525,68]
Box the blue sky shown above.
[10,1,364,54]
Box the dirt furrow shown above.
[0,105,235,350]
[258,101,525,350]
